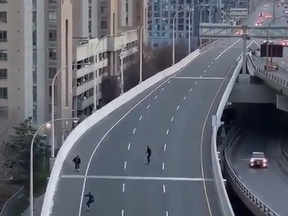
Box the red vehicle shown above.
[282,40,288,46]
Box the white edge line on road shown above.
[164,144,167,151]
[214,39,241,61]
[127,143,131,150]
[77,47,214,216]
[122,183,125,192]
[163,184,166,193]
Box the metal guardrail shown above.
[247,54,288,88]
[224,129,280,216]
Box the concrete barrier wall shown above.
[40,49,201,216]
[211,55,243,216]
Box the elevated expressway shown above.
[45,2,267,216]
[224,4,288,216]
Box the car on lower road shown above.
[249,152,268,168]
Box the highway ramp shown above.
[230,105,288,216]
[49,2,268,216]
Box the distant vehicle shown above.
[265,14,272,18]
[283,10,288,15]
[263,39,273,43]
[264,4,268,8]
[255,20,262,26]
[277,3,280,7]
[259,12,265,17]
[249,152,267,168]
[268,2,273,5]
[282,40,288,46]
[265,64,278,71]
[236,29,243,35]
[285,4,288,8]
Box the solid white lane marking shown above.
[161,87,164,91]
[176,105,180,110]
[215,39,241,61]
[163,185,166,193]
[128,143,131,150]
[204,70,206,73]
[132,128,136,134]
[164,144,167,151]
[139,115,142,121]
[122,183,125,192]
[162,163,165,170]
[189,88,193,92]
[166,129,170,135]
[146,104,150,109]
[154,95,158,99]
[122,209,124,216]
[166,211,169,216]
[170,117,174,122]
[172,77,224,80]
[183,96,186,100]
[62,175,213,181]
[195,81,198,84]
[124,161,127,169]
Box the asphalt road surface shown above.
[48,2,270,216]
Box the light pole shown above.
[265,16,286,71]
[172,7,193,65]
[30,117,79,216]
[92,33,124,112]
[188,4,203,53]
[140,17,157,83]
[51,64,88,160]
[119,36,125,94]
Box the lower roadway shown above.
[230,105,288,216]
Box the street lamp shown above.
[93,33,124,112]
[51,63,88,159]
[119,36,126,94]
[30,117,79,216]
[265,16,287,71]
[188,4,203,53]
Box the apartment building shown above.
[148,0,207,48]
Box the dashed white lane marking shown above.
[132,128,136,134]
[163,185,166,193]
[183,96,186,100]
[128,143,131,150]
[161,87,164,91]
[18,194,24,199]
[124,161,127,169]
[176,105,180,110]
[154,95,158,99]
[200,75,202,78]
[208,65,210,68]
[189,88,193,92]
[211,61,214,64]
[122,209,125,216]
[122,183,125,192]
[170,117,174,122]
[204,70,206,73]
[168,80,171,84]
[162,163,165,170]
[62,175,213,181]
[166,129,170,135]
[164,144,167,151]
[139,115,142,121]
[195,81,198,84]
[146,104,150,109]
[166,211,169,216]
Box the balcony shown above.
[76,80,95,96]
[107,30,138,51]
[78,96,93,110]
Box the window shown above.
[0,107,8,119]
[88,20,92,34]
[0,31,7,42]
[100,20,107,29]
[49,0,57,3]
[33,30,36,45]
[33,69,37,84]
[48,11,57,21]
[33,11,37,27]
[33,105,37,121]
[49,49,57,60]
[0,87,7,99]
[100,6,107,14]
[48,67,57,78]
[0,50,7,61]
[49,30,57,41]
[33,86,37,102]
[0,69,7,79]
[0,12,7,23]
[89,6,92,19]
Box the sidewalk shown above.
[21,195,44,216]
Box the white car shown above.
[249,152,267,168]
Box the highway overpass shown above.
[39,0,288,216]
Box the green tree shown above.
[6,117,47,181]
